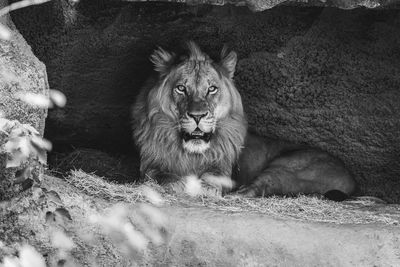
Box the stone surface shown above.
[159,208,400,266]
[125,0,399,11]
[0,18,48,135]
[236,8,400,202]
[1,175,400,266]
[0,10,49,200]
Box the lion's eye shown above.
[175,85,186,95]
[208,86,218,95]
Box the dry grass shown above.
[67,170,400,225]
[66,169,161,203]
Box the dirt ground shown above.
[2,172,400,266]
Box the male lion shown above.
[131,42,356,200]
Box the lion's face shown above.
[173,61,232,153]
[149,42,244,154]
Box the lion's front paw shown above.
[163,180,186,195]
[201,174,235,193]
[235,184,259,198]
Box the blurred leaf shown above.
[2,257,20,267]
[32,0,52,4]
[14,167,32,183]
[4,136,35,168]
[9,127,25,138]
[6,150,28,168]
[19,137,31,157]
[0,0,52,18]
[51,231,75,251]
[47,190,63,206]
[30,135,52,151]
[49,90,67,108]
[135,204,168,245]
[0,117,8,129]
[4,137,22,153]
[123,222,148,251]
[0,23,11,40]
[184,175,202,197]
[19,244,46,267]
[29,137,49,164]
[21,123,39,135]
[138,204,167,227]
[55,207,72,221]
[0,67,18,83]
[36,148,46,164]
[142,186,164,206]
[15,92,52,109]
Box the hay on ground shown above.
[67,170,400,225]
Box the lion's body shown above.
[131,42,356,200]
[234,133,355,198]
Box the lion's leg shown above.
[237,150,356,200]
[236,167,304,197]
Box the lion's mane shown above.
[131,45,247,179]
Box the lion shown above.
[131,42,356,201]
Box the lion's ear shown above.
[150,47,175,74]
[220,46,237,79]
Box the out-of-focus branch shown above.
[0,0,51,17]
[0,0,52,40]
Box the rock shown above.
[235,8,400,203]
[0,9,49,200]
[124,0,397,11]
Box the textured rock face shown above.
[125,0,398,11]
[0,19,48,134]
[235,8,400,201]
[11,3,400,201]
[0,12,49,199]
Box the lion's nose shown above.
[187,112,208,124]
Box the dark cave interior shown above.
[10,0,400,202]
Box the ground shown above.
[1,171,400,266]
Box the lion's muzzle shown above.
[180,108,215,153]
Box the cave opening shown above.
[10,0,400,203]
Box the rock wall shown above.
[0,13,48,134]
[126,0,399,11]
[11,2,400,202]
[236,8,400,201]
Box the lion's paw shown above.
[235,184,259,198]
[201,174,235,193]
